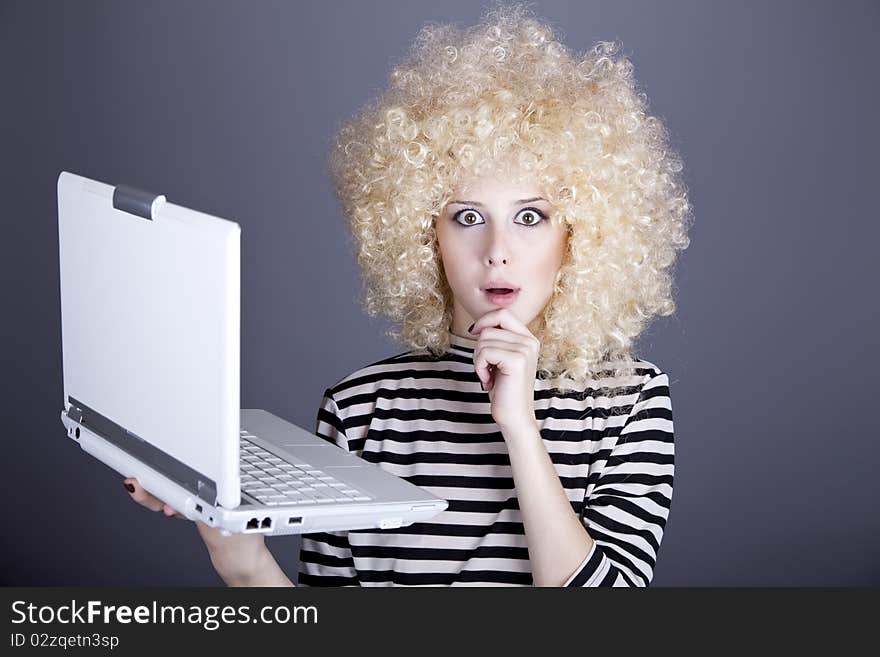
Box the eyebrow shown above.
[448,197,547,207]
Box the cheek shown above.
[534,239,566,277]
[438,229,468,261]
[443,253,471,287]
[437,238,466,282]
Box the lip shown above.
[483,289,520,307]
[480,280,520,292]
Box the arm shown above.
[504,427,594,586]
[124,477,296,586]
[504,371,674,587]
[126,388,363,587]
[211,388,362,586]
[196,523,295,587]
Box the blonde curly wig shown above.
[327,1,693,394]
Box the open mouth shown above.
[483,288,520,305]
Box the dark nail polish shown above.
[468,323,475,333]
[124,483,135,493]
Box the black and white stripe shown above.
[298,331,674,587]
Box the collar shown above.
[447,330,477,356]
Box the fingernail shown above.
[124,483,135,493]
[468,323,475,333]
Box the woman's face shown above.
[435,173,569,338]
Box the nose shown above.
[484,224,510,266]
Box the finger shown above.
[124,478,164,513]
[473,343,525,388]
[162,504,186,520]
[473,344,496,387]
[470,308,535,341]
[474,340,529,373]
[472,329,532,389]
[471,326,523,345]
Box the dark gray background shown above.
[2,0,877,586]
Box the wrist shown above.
[210,543,268,585]
[224,547,295,587]
[499,417,540,443]
[197,526,267,582]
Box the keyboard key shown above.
[238,435,370,502]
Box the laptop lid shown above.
[57,171,241,508]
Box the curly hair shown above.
[327,1,693,395]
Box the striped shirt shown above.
[297,331,674,586]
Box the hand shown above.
[124,477,186,519]
[124,477,270,584]
[469,308,540,433]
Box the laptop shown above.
[57,170,448,536]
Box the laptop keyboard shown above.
[239,431,371,506]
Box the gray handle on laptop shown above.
[112,184,166,221]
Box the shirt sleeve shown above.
[296,388,360,587]
[563,371,675,587]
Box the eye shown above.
[451,206,548,227]
[515,207,547,226]
[453,209,485,226]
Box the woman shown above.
[127,2,692,587]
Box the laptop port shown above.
[261,517,272,529]
[246,518,260,530]
[287,517,303,526]
[195,504,203,513]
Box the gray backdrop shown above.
[2,0,877,586]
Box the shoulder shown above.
[616,358,673,432]
[543,356,667,398]
[542,356,670,427]
[607,357,671,416]
[629,358,670,397]
[608,356,668,392]
[632,357,664,378]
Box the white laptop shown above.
[57,170,447,536]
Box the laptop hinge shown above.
[67,395,218,505]
[112,184,166,221]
